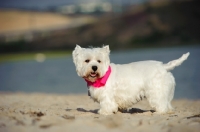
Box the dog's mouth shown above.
[83,72,100,82]
[89,72,98,78]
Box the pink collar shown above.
[85,66,111,88]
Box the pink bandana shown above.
[85,66,111,88]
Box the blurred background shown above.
[0,0,199,99]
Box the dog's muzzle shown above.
[90,66,98,78]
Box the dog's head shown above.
[72,45,110,82]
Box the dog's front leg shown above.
[98,97,118,115]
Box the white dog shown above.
[72,45,189,115]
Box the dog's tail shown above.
[164,52,190,71]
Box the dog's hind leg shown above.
[146,72,175,114]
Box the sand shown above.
[0,10,96,34]
[0,93,199,132]
[0,10,72,34]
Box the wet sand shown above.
[0,93,199,132]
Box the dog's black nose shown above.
[92,66,98,71]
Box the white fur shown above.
[72,45,190,115]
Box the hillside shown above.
[0,0,200,52]
[65,0,200,49]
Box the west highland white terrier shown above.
[72,45,189,115]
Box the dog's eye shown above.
[97,60,101,63]
[85,59,90,63]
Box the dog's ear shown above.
[103,45,110,54]
[75,45,82,51]
[72,44,82,65]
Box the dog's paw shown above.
[98,109,115,115]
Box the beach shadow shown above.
[76,108,98,114]
[186,114,200,119]
[121,108,155,114]
[65,108,72,111]
[76,107,155,114]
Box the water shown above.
[0,46,200,99]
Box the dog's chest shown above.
[88,87,104,102]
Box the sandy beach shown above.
[0,10,96,35]
[0,92,199,132]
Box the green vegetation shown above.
[0,51,71,63]
[0,40,28,53]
